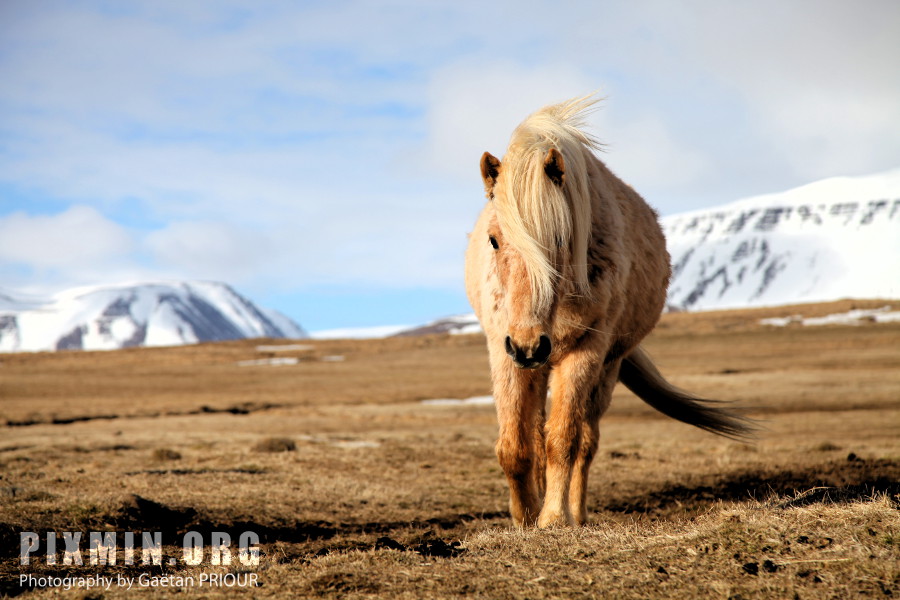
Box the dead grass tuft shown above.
[253,437,297,453]
[152,447,182,461]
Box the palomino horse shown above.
[465,95,753,528]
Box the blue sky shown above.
[1,1,899,331]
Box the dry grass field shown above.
[1,299,898,599]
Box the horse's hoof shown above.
[537,509,573,528]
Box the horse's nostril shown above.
[534,335,552,363]
[505,336,515,359]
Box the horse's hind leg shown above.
[492,358,548,527]
[568,362,618,525]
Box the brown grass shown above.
[0,299,898,598]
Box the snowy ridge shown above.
[393,314,481,337]
[662,169,900,310]
[309,324,413,340]
[0,281,306,352]
[310,314,483,339]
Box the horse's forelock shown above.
[493,96,597,314]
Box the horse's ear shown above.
[543,148,566,187]
[480,152,501,192]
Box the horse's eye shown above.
[489,236,499,250]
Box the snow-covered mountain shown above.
[0,281,306,352]
[662,168,900,310]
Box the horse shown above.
[464,95,754,528]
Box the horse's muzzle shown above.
[505,334,552,369]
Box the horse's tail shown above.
[619,345,756,441]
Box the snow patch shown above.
[237,357,300,367]
[255,344,313,352]
[760,306,900,327]
[295,434,380,449]
[330,440,380,449]
[421,395,494,406]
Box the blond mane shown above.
[494,94,601,313]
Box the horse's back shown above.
[587,158,670,343]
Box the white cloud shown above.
[645,0,900,182]
[0,206,134,269]
[420,60,597,180]
[145,220,280,283]
[593,111,711,190]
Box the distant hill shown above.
[0,281,306,352]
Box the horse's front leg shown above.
[568,360,619,525]
[491,353,549,527]
[538,349,599,528]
